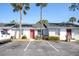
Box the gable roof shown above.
[0,23,79,29]
[47,23,79,27]
[33,23,79,28]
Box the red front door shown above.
[66,29,72,42]
[30,29,35,39]
[67,29,72,35]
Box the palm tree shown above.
[69,3,79,11]
[69,3,79,23]
[10,20,17,24]
[36,20,48,24]
[11,3,30,40]
[36,3,48,39]
[68,4,79,42]
[69,17,77,23]
[77,20,79,23]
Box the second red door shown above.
[30,29,35,39]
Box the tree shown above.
[36,3,48,24]
[69,3,79,23]
[36,3,48,39]
[36,20,48,24]
[68,17,77,23]
[77,20,79,23]
[69,3,79,11]
[68,4,79,42]
[10,3,30,39]
[10,20,17,24]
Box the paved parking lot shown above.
[0,40,79,56]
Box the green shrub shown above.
[45,36,60,42]
[35,35,41,40]
[76,40,79,44]
[22,35,27,39]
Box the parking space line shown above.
[24,41,31,51]
[46,41,59,52]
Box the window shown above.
[38,29,49,36]
[55,29,60,35]
[38,29,42,35]
[1,31,5,34]
[43,29,49,36]
[1,29,10,35]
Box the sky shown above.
[0,3,79,24]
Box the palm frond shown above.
[10,3,30,15]
[24,6,30,11]
[69,3,79,11]
[36,3,40,6]
[36,3,48,8]
[23,10,27,15]
[11,3,20,12]
[41,3,48,7]
[10,3,17,7]
[69,17,77,23]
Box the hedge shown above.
[44,36,60,42]
[22,35,27,39]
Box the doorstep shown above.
[71,40,76,42]
[11,39,27,42]
[29,39,35,41]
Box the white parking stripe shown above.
[24,41,31,51]
[46,41,59,52]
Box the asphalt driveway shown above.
[0,40,79,56]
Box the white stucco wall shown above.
[49,29,58,36]
[10,29,31,39]
[49,28,66,40]
[60,29,66,40]
[0,27,79,41]
[16,30,19,39]
[23,29,30,39]
[35,30,38,36]
[8,29,15,37]
[72,29,79,40]
[59,28,79,40]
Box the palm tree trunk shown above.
[19,4,22,40]
[15,30,17,39]
[40,5,42,39]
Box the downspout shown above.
[19,3,22,40]
[40,5,43,39]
